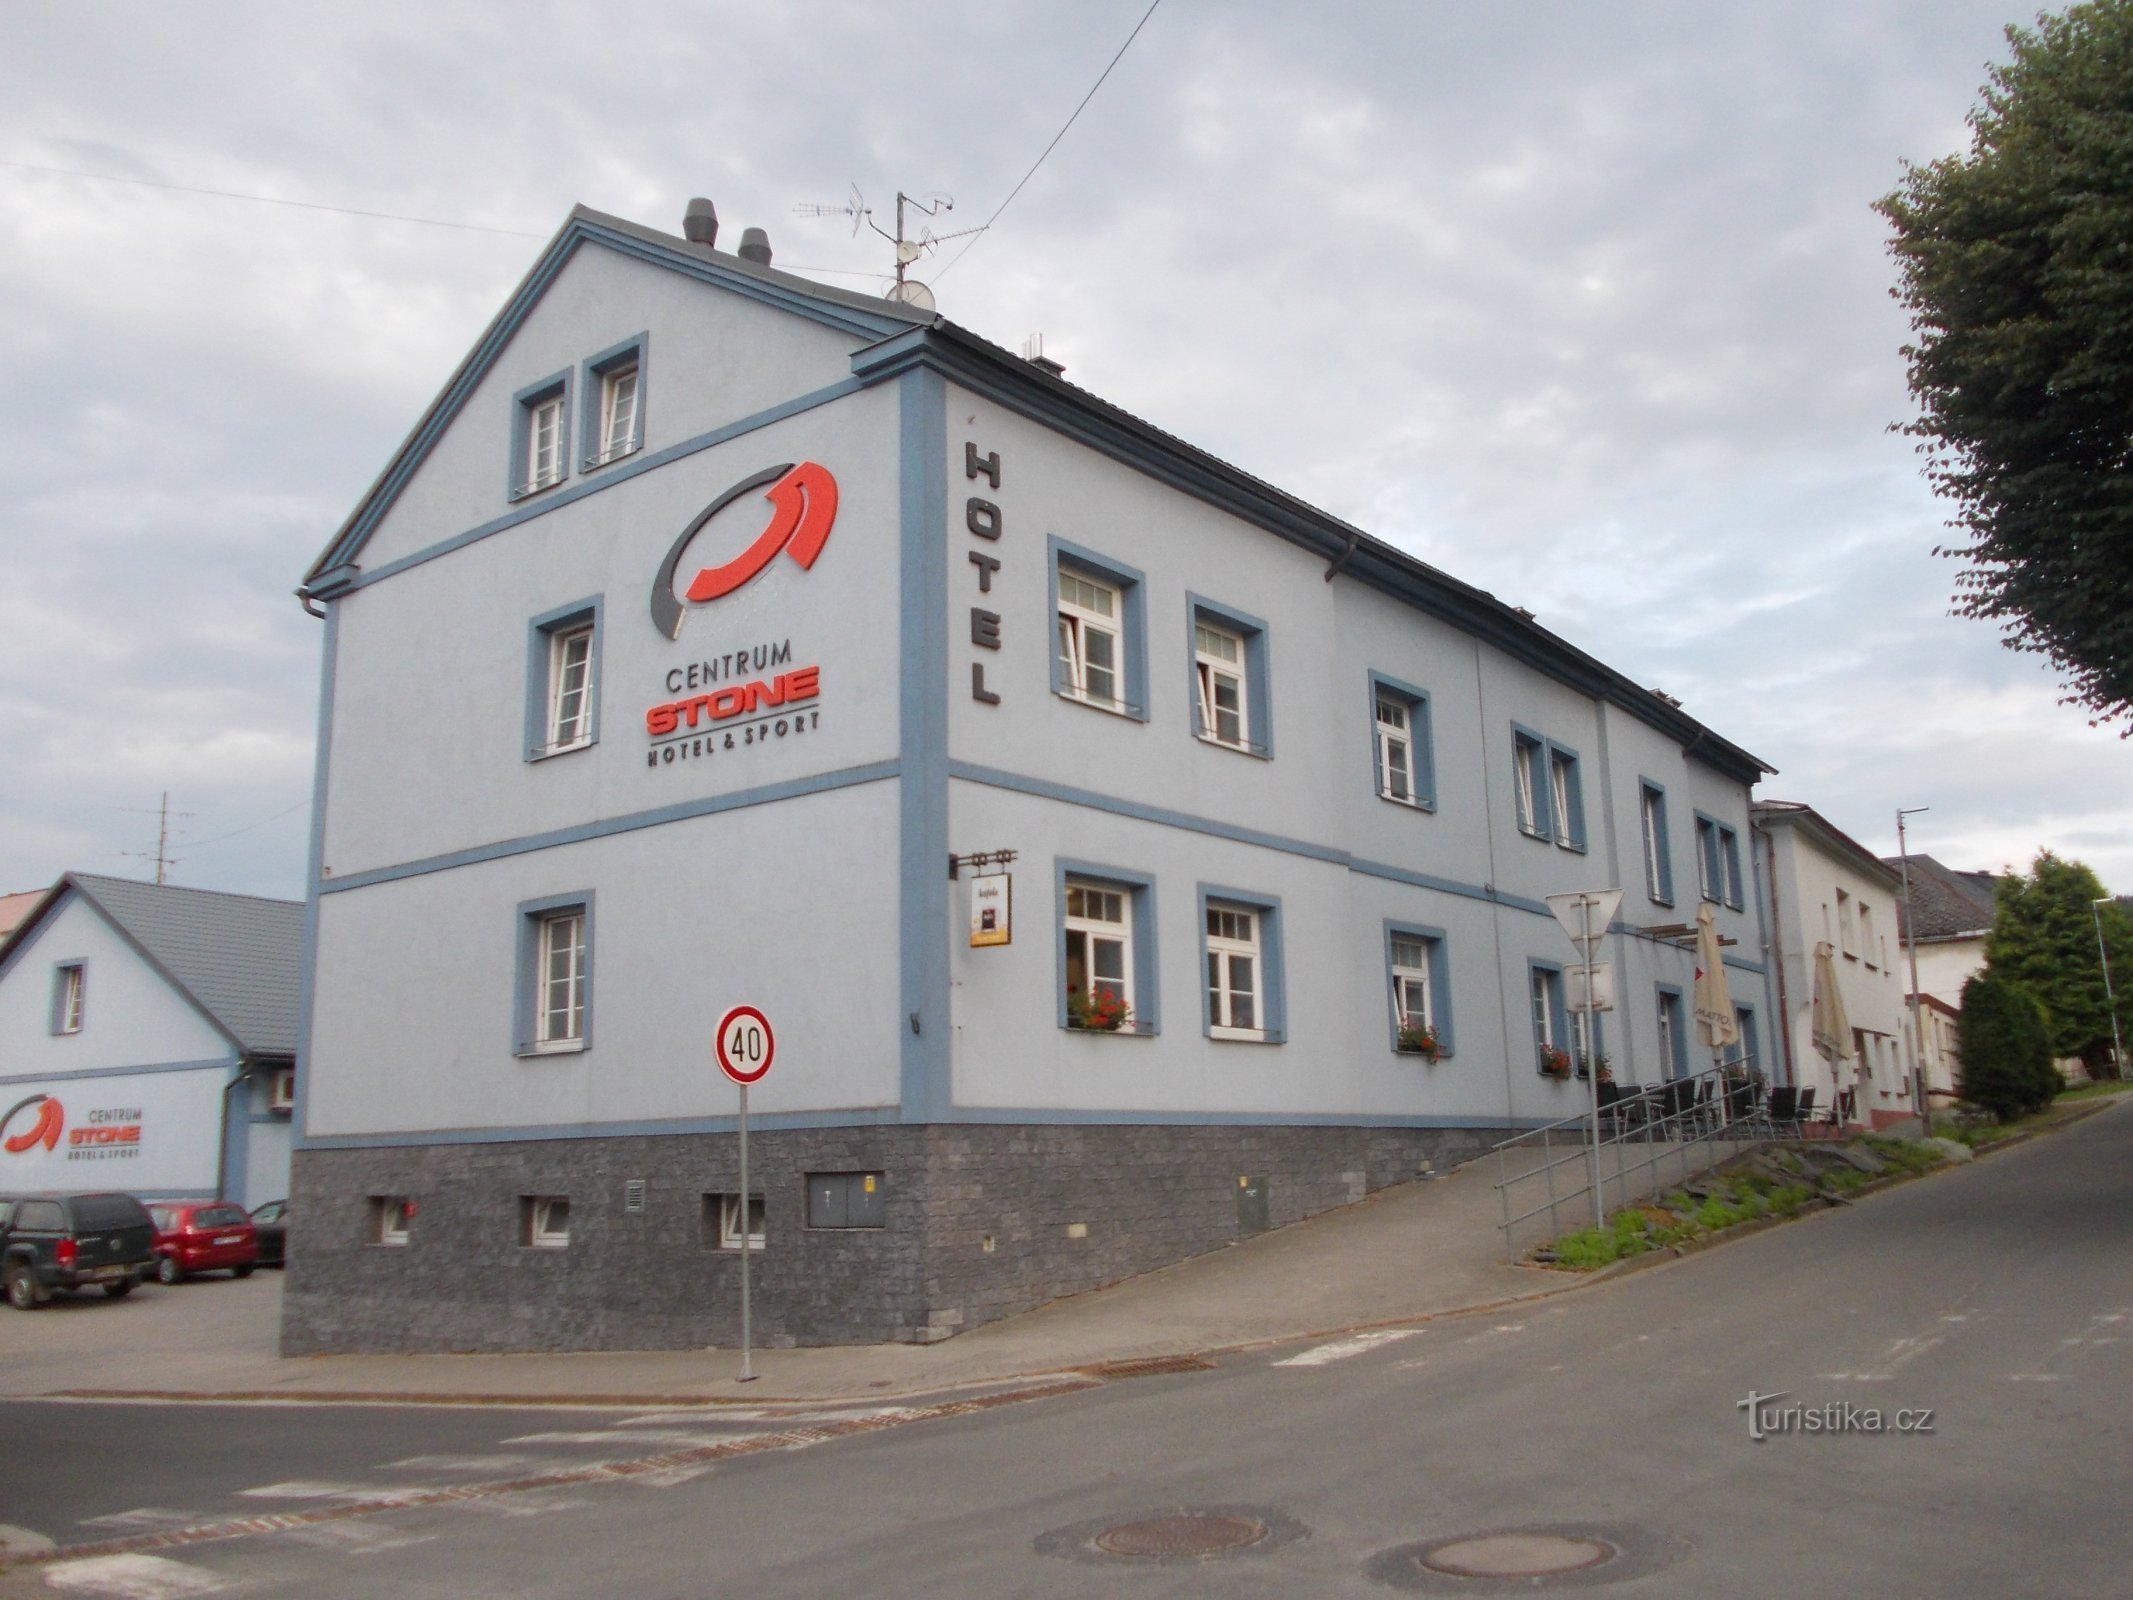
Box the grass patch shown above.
[1865,1137,1942,1173]
[2056,1079,2131,1102]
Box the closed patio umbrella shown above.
[1693,902,1739,1057]
[1810,940,1855,1066]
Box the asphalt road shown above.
[4,1103,2128,1598]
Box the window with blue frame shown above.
[515,893,593,1056]
[1199,886,1285,1042]
[1386,924,1453,1058]
[1640,782,1674,904]
[524,598,602,761]
[1369,673,1435,808]
[1547,741,1587,851]
[509,370,572,501]
[1051,538,1147,719]
[1513,729,1547,837]
[1529,961,1570,1074]
[1188,596,1271,757]
[1655,986,1688,1079]
[580,334,647,472]
[1056,860,1158,1034]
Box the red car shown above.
[148,1201,259,1283]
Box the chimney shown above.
[738,227,773,266]
[683,198,718,248]
[1022,333,1065,378]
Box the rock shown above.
[1832,1145,1888,1174]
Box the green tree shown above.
[1983,849,2131,1072]
[1877,2,2133,732]
[1958,972,2059,1120]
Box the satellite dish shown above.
[895,240,924,266]
[886,279,936,311]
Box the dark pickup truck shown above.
[1,1192,157,1308]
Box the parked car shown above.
[249,1199,288,1268]
[148,1201,259,1283]
[1,1192,157,1308]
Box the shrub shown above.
[1958,973,2058,1121]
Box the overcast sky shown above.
[3,0,2127,905]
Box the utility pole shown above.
[2094,896,2124,1081]
[153,791,172,885]
[1896,807,1930,1130]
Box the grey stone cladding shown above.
[280,1121,1505,1354]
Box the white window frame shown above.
[267,1067,295,1112]
[1837,888,1855,957]
[594,361,640,467]
[1205,903,1263,1040]
[1194,622,1250,752]
[1858,902,1877,969]
[1063,879,1134,1028]
[526,395,564,493]
[1391,937,1433,1035]
[524,1195,571,1249]
[1719,825,1744,909]
[56,963,85,1035]
[1695,817,1719,902]
[373,1196,413,1247]
[715,1193,767,1251]
[1057,571,1124,712]
[1376,696,1418,804]
[545,623,595,755]
[1530,966,1558,1052]
[1640,783,1673,903]
[1548,747,1583,850]
[535,909,587,1051]
[1513,730,1545,837]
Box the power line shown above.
[935,0,1164,284]
[0,160,546,238]
[181,798,311,853]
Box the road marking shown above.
[237,1482,428,1502]
[626,1464,713,1488]
[1821,1334,1943,1382]
[42,1553,231,1598]
[1272,1330,1419,1367]
[79,1513,204,1532]
[384,1453,556,1475]
[276,1520,437,1556]
[502,1429,772,1448]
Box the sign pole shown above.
[1583,895,1605,1232]
[737,1080,753,1383]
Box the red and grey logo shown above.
[650,461,838,640]
[1,1094,62,1155]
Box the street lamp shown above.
[1896,807,1931,1130]
[2094,896,2124,1081]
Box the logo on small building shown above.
[1,1093,62,1155]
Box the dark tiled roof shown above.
[1881,855,2000,942]
[7,874,304,1056]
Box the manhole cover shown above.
[1096,1513,1267,1557]
[1423,1534,1614,1577]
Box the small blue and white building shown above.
[287,199,1778,1353]
[0,874,301,1209]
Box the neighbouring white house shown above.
[1885,854,2000,1010]
[1754,802,1914,1130]
[0,873,302,1208]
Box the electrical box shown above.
[1236,1174,1269,1235]
[807,1172,886,1229]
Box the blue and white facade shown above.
[0,875,301,1209]
[288,203,1776,1353]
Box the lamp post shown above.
[2094,896,2124,1081]
[1896,807,1931,1130]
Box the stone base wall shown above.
[281,1121,1505,1354]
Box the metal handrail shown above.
[1493,1061,1768,1262]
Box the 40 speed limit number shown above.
[715,1006,774,1085]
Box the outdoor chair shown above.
[1792,1087,1818,1136]
[1765,1085,1798,1139]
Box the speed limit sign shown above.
[715,1006,775,1085]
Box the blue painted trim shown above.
[1198,883,1286,1043]
[522,596,602,762]
[1732,1003,1763,1076]
[296,1104,907,1151]
[294,602,338,1149]
[513,890,595,1056]
[1692,810,1721,903]
[1383,920,1455,1058]
[247,1112,290,1127]
[945,759,1558,916]
[506,367,572,503]
[0,1056,235,1088]
[221,1067,250,1204]
[1055,858,1161,1034]
[340,377,867,594]
[1510,722,1550,841]
[1186,593,1274,758]
[1367,671,1436,810]
[899,368,951,1121]
[46,957,85,1036]
[1047,535,1150,721]
[1655,982,1689,1078]
[1720,953,1768,975]
[1525,958,1568,1072]
[1546,738,1587,852]
[1721,823,1745,910]
[577,332,648,474]
[318,760,900,894]
[1639,778,1675,905]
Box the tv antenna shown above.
[119,790,192,884]
[793,186,986,311]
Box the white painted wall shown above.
[0,895,231,1075]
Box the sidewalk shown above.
[15,1097,2120,1410]
[6,1148,1574,1409]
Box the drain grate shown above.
[1096,1514,1267,1558]
[1366,1523,1686,1592]
[1077,1355,1216,1379]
